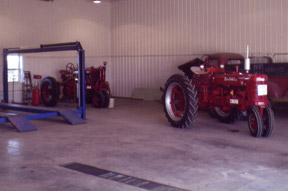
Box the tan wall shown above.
[0,0,111,56]
[0,0,111,102]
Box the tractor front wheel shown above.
[262,106,275,137]
[162,74,198,129]
[248,106,263,137]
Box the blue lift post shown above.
[1,42,86,132]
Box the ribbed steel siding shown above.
[110,55,197,97]
[111,0,288,97]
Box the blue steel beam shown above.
[78,50,86,119]
[2,54,8,103]
[2,41,86,121]
[3,42,83,54]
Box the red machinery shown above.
[162,53,275,138]
[84,62,111,108]
[250,56,288,108]
[41,62,110,108]
[32,75,42,106]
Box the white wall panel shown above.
[0,0,111,101]
[111,0,288,97]
[0,0,111,57]
[1,0,288,99]
[111,55,199,97]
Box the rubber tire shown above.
[208,108,218,118]
[92,90,105,108]
[262,106,275,137]
[248,106,263,138]
[162,74,198,129]
[102,90,110,108]
[214,107,237,123]
[40,77,60,107]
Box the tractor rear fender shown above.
[178,58,204,79]
[268,81,282,99]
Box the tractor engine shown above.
[209,73,269,112]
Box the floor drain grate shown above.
[61,162,190,191]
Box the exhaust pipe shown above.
[245,45,250,73]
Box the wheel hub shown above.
[165,82,186,121]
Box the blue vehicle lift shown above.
[1,42,86,132]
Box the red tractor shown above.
[40,62,110,108]
[163,53,275,137]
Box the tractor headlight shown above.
[256,77,266,82]
[257,84,267,96]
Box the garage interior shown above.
[0,0,288,191]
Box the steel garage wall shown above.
[0,0,111,102]
[0,0,111,57]
[110,0,288,97]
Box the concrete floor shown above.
[0,98,287,191]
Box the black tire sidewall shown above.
[214,107,237,123]
[92,90,105,108]
[163,74,198,128]
[262,106,275,137]
[40,77,60,107]
[102,90,110,108]
[248,106,263,137]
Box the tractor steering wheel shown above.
[206,62,215,68]
[66,63,75,74]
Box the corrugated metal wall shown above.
[110,0,288,97]
[2,0,288,100]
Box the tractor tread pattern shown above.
[262,106,275,137]
[163,74,198,129]
[40,76,60,107]
[248,106,263,138]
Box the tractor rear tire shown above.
[248,106,263,137]
[262,106,275,137]
[92,90,105,108]
[102,90,110,108]
[162,74,198,129]
[40,77,60,107]
[208,108,218,118]
[214,107,237,123]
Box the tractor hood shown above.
[213,73,268,86]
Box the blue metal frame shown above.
[1,42,86,120]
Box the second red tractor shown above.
[40,62,110,108]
